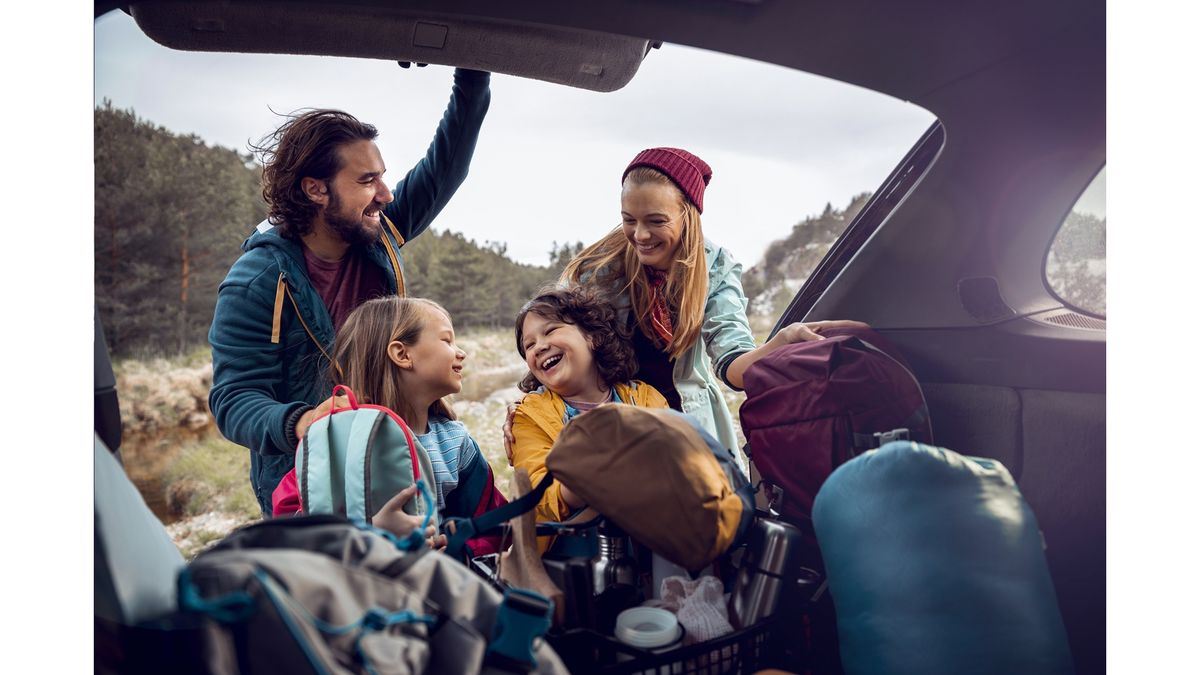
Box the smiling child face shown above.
[520,312,605,401]
[404,304,465,399]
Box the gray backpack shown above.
[178,512,566,674]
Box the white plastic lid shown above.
[614,607,682,649]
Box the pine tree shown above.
[95,103,265,357]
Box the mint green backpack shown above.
[294,385,439,527]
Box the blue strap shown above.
[442,471,555,561]
[176,567,255,623]
[410,436,440,530]
[352,608,438,675]
[485,587,554,672]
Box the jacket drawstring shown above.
[271,272,345,382]
[270,217,407,373]
[271,273,286,344]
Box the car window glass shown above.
[1045,168,1106,317]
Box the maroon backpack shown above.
[739,327,933,533]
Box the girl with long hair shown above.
[272,296,506,552]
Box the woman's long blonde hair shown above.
[562,167,708,360]
[329,296,456,423]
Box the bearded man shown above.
[208,68,490,515]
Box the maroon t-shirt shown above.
[303,246,388,332]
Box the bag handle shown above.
[331,384,360,411]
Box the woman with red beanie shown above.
[545,147,865,470]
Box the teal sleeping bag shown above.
[812,441,1074,675]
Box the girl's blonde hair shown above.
[562,167,708,360]
[329,296,456,423]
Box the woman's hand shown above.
[502,401,519,465]
[373,485,442,549]
[726,319,872,389]
[775,319,871,344]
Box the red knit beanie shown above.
[622,147,713,213]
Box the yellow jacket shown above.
[511,381,669,552]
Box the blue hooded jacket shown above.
[208,69,491,514]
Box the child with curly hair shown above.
[510,285,669,538]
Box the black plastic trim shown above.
[772,120,946,336]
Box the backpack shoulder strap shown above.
[486,587,554,672]
[442,472,555,561]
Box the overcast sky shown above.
[95,11,935,268]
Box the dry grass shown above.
[162,435,261,520]
[114,351,220,524]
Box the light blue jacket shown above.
[602,240,758,471]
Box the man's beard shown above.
[325,191,381,248]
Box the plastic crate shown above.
[548,619,775,675]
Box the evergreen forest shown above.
[94,104,582,358]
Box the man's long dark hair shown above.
[250,109,378,239]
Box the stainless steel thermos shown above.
[730,518,809,627]
[592,528,637,594]
[590,522,641,634]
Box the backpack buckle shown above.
[485,588,554,672]
[754,481,784,516]
[873,428,911,446]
